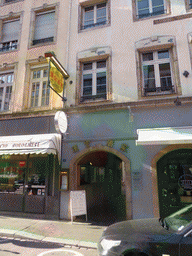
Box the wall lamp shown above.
[183,70,189,78]
[174,97,181,106]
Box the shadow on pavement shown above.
[0,237,64,249]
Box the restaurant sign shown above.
[49,61,64,94]
[179,174,192,190]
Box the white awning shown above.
[136,126,192,145]
[0,133,61,156]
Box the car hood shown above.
[101,218,175,241]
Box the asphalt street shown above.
[0,237,98,256]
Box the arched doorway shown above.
[157,149,192,218]
[70,146,132,225]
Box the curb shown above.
[0,229,98,249]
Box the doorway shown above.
[78,151,126,225]
[157,149,192,217]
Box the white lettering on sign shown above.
[12,142,40,148]
[70,190,87,218]
[0,144,8,148]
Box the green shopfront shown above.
[0,133,61,215]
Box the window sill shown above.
[142,89,176,97]
[133,11,170,22]
[2,0,23,5]
[79,22,110,33]
[29,40,56,49]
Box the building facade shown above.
[0,0,192,223]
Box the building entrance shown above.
[157,149,192,217]
[78,151,126,225]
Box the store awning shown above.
[136,126,192,145]
[0,133,61,156]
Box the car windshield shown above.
[165,204,192,232]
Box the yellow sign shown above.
[49,61,64,94]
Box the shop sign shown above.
[0,142,40,149]
[70,190,87,222]
[179,174,192,190]
[54,111,68,134]
[19,161,26,167]
[49,61,64,94]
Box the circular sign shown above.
[54,111,68,134]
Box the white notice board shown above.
[70,190,87,222]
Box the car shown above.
[98,204,192,256]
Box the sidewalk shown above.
[0,212,107,249]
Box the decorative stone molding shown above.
[72,144,79,153]
[84,140,91,148]
[107,139,114,148]
[120,143,129,152]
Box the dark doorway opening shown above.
[78,151,126,225]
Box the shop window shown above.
[79,1,110,31]
[0,157,47,195]
[32,10,55,46]
[30,67,50,108]
[133,0,169,20]
[135,36,181,98]
[142,50,174,95]
[0,72,13,111]
[0,19,20,52]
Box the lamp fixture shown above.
[174,97,181,106]
[183,70,189,78]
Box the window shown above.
[0,19,19,52]
[30,67,50,108]
[32,10,55,45]
[189,0,192,9]
[80,1,109,30]
[135,36,181,98]
[135,0,166,19]
[142,50,174,95]
[4,0,17,3]
[0,72,13,111]
[81,60,107,102]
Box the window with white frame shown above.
[32,10,55,45]
[30,67,50,108]
[142,50,174,95]
[81,2,108,29]
[81,60,107,102]
[0,72,13,111]
[136,0,166,19]
[0,19,19,52]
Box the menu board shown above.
[70,190,87,222]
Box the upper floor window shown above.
[0,19,19,52]
[136,0,166,19]
[32,10,55,46]
[4,0,17,3]
[189,0,192,9]
[81,60,107,102]
[30,67,50,107]
[0,72,13,111]
[80,1,110,30]
[142,50,174,95]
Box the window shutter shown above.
[34,11,55,40]
[2,19,19,42]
